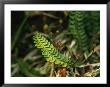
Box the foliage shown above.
[69,11,89,52]
[11,11,100,77]
[33,32,73,68]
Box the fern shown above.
[33,32,73,68]
[32,11,100,68]
[68,11,89,52]
[91,11,100,33]
[84,11,100,38]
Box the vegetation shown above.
[11,11,100,77]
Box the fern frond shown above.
[68,11,89,52]
[84,11,100,38]
[33,32,73,68]
[90,11,100,34]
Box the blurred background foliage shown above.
[11,11,100,77]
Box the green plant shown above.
[11,11,100,77]
[68,11,89,52]
[33,11,100,69]
[68,11,100,53]
[33,32,74,68]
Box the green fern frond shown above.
[68,11,89,52]
[84,11,100,38]
[33,32,73,68]
[90,11,100,34]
